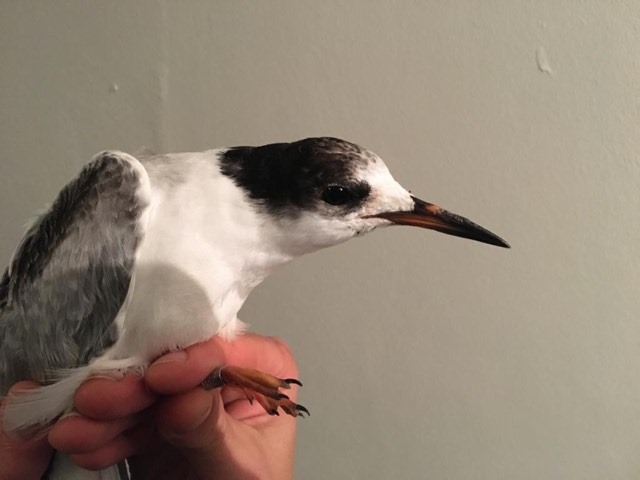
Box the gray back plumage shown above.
[0,152,149,395]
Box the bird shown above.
[0,137,509,479]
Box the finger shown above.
[145,342,224,395]
[151,337,300,479]
[145,334,298,395]
[0,382,53,480]
[69,423,155,471]
[48,412,145,454]
[155,386,292,479]
[218,334,298,377]
[157,386,284,442]
[74,375,157,421]
[154,387,244,475]
[154,388,222,448]
[220,386,282,421]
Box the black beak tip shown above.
[490,236,511,249]
[460,228,510,249]
[435,206,510,249]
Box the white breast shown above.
[109,150,292,361]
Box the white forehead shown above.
[355,152,414,215]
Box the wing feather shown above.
[0,151,151,395]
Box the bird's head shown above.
[220,137,509,257]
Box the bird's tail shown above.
[2,366,92,435]
[3,357,144,436]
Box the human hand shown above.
[0,382,54,480]
[48,334,300,480]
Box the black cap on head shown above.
[219,137,372,216]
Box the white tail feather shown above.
[2,366,91,434]
[2,357,145,435]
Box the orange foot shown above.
[201,365,309,418]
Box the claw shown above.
[242,388,255,405]
[296,404,310,417]
[284,378,303,387]
[280,401,310,418]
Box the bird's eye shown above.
[321,186,354,206]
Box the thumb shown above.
[155,387,225,450]
[155,388,267,479]
[0,382,54,480]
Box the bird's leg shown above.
[201,366,309,418]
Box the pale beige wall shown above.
[2,2,640,479]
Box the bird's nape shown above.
[367,195,510,248]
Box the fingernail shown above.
[154,350,188,365]
[88,374,119,381]
[59,410,81,421]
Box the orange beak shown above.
[369,196,510,248]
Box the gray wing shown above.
[0,151,150,395]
